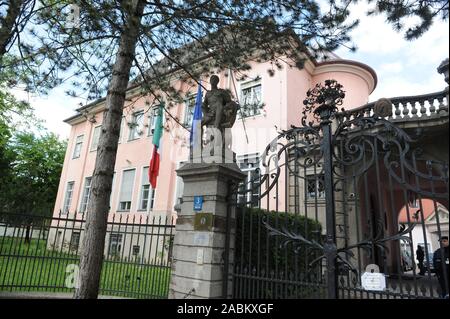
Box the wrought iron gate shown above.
[227,81,449,299]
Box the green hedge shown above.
[234,207,325,298]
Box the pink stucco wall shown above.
[53,57,377,219]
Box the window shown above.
[129,110,144,140]
[72,135,83,159]
[70,232,81,251]
[118,117,125,143]
[90,125,102,151]
[183,96,196,126]
[63,181,75,214]
[237,153,260,206]
[174,163,184,207]
[240,80,262,118]
[132,245,140,256]
[118,169,135,211]
[56,231,62,247]
[109,172,116,210]
[410,198,420,208]
[108,233,123,256]
[148,107,159,136]
[79,177,92,213]
[139,167,155,211]
[306,174,325,199]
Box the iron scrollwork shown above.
[234,79,448,298]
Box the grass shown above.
[0,237,171,298]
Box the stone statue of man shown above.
[201,75,238,130]
[200,75,238,160]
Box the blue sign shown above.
[194,196,203,211]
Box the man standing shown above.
[433,236,449,298]
[416,245,425,275]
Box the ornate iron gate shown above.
[227,81,449,299]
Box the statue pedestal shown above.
[168,158,245,299]
[191,152,236,164]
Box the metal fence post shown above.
[304,80,345,299]
[319,107,338,299]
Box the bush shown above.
[234,207,324,298]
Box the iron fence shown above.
[0,211,175,299]
[226,82,449,299]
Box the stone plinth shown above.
[168,162,245,299]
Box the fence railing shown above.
[0,211,175,299]
[337,89,448,123]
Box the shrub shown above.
[234,207,324,298]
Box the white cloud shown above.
[370,73,444,102]
[378,62,404,74]
[336,2,449,103]
[10,86,84,139]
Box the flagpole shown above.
[229,68,249,144]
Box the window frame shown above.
[128,110,145,141]
[63,181,75,214]
[138,166,155,212]
[147,107,159,136]
[239,79,263,118]
[72,135,84,159]
[70,231,81,251]
[90,125,102,152]
[236,153,260,205]
[183,95,197,126]
[118,116,125,143]
[132,245,140,256]
[305,174,325,199]
[79,177,92,213]
[117,168,136,212]
[108,233,123,256]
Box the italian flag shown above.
[149,104,164,188]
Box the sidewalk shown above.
[0,291,129,299]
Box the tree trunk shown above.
[74,0,146,299]
[0,0,25,59]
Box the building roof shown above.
[63,30,377,125]
[398,199,448,223]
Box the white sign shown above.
[194,232,209,246]
[361,272,386,291]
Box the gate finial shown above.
[302,80,345,125]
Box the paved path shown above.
[0,291,129,299]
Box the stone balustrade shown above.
[337,88,449,124]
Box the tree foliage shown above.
[4,0,359,100]
[0,130,67,217]
[366,0,448,39]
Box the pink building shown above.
[53,54,377,222]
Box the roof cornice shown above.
[313,59,378,94]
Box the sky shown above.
[10,2,450,140]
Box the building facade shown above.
[53,55,377,225]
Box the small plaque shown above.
[194,212,214,231]
[194,196,203,211]
[194,232,209,246]
[361,272,386,291]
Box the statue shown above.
[201,75,238,130]
[200,75,238,161]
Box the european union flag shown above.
[189,83,203,150]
